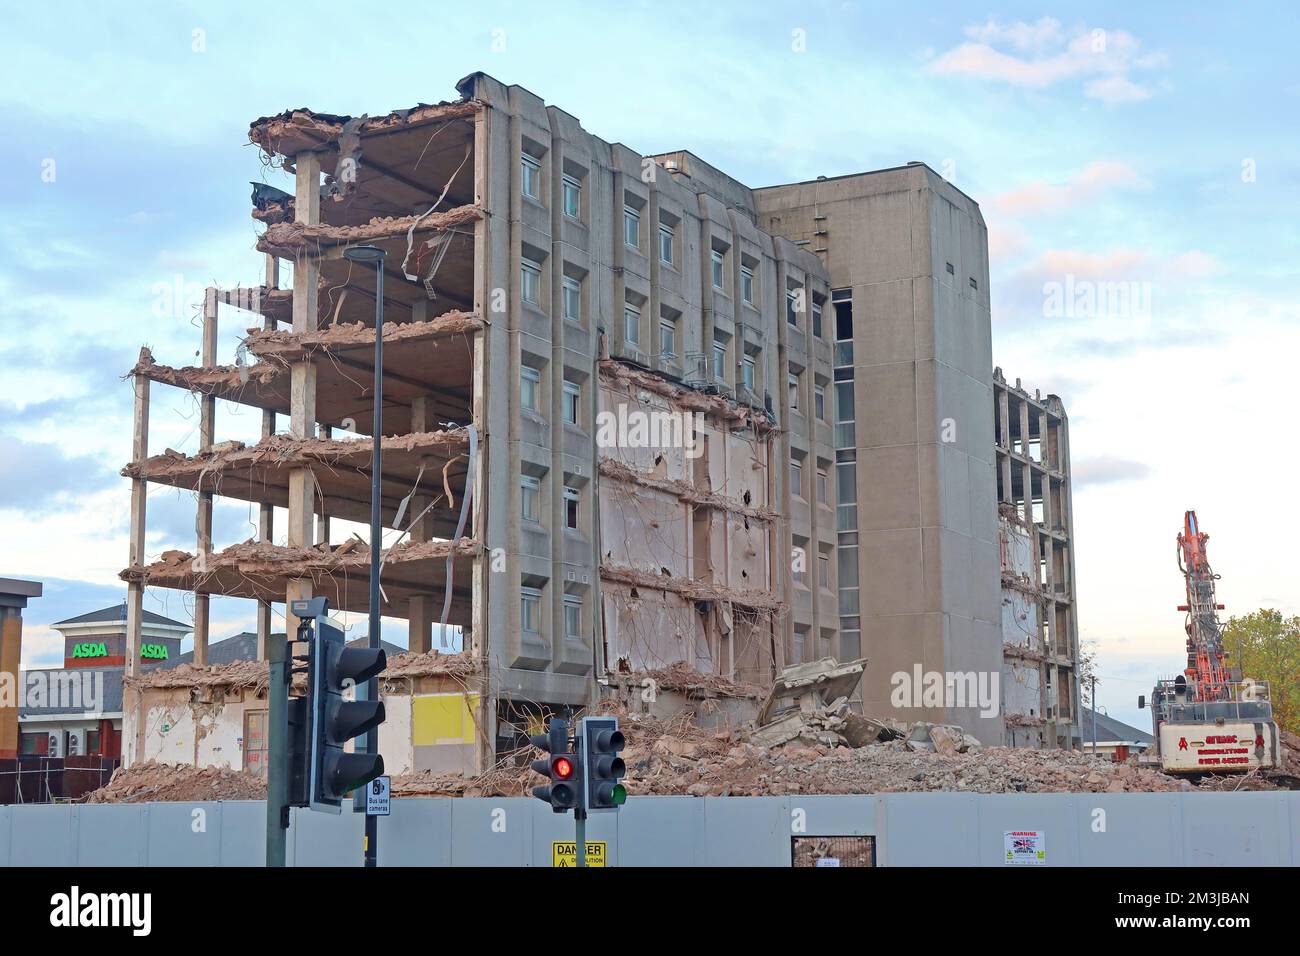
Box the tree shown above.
[1078,640,1099,708]
[1220,609,1300,735]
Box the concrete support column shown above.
[286,150,320,638]
[123,374,150,766]
[257,254,279,661]
[194,287,218,668]
[408,394,434,654]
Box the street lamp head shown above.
[343,244,386,264]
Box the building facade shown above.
[121,72,1078,772]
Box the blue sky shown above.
[2,2,1296,731]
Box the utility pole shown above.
[265,633,288,867]
[1091,675,1098,754]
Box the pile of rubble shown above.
[85,761,265,803]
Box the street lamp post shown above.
[343,243,386,868]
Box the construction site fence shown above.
[0,757,119,805]
[1,792,1298,866]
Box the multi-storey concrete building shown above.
[994,371,1080,748]
[120,72,1077,772]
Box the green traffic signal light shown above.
[611,783,627,806]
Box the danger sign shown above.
[552,841,607,867]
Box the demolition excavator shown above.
[1139,511,1280,773]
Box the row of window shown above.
[791,544,834,591]
[521,474,584,532]
[520,366,583,426]
[789,457,833,504]
[520,586,586,643]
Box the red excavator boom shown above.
[1176,510,1231,701]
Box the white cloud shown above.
[928,20,1167,104]
[989,161,1149,217]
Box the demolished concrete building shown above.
[995,370,1080,749]
[119,71,1079,776]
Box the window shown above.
[562,275,581,323]
[793,547,806,585]
[711,249,725,290]
[788,372,800,411]
[562,174,581,219]
[741,356,756,390]
[624,205,640,249]
[521,475,540,522]
[564,595,582,641]
[969,277,978,290]
[946,261,955,275]
[564,486,580,530]
[521,366,540,412]
[521,588,542,634]
[819,552,831,590]
[659,223,674,265]
[786,289,800,327]
[659,319,676,360]
[816,468,828,505]
[521,154,541,200]
[740,266,754,305]
[812,301,823,338]
[712,343,727,380]
[814,384,826,421]
[624,303,641,345]
[562,380,580,425]
[521,258,541,306]
[790,458,802,497]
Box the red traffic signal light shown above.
[530,718,581,813]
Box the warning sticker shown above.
[1004,830,1046,865]
[552,841,607,867]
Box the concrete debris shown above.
[131,346,279,391]
[123,649,477,692]
[124,660,270,692]
[246,313,481,364]
[631,661,764,700]
[597,358,776,434]
[600,562,784,613]
[256,205,482,257]
[249,99,481,160]
[85,714,1299,803]
[122,428,468,481]
[598,457,776,522]
[904,722,982,756]
[389,700,1243,798]
[748,657,870,748]
[124,536,478,585]
[85,761,265,803]
[381,649,480,680]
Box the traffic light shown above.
[579,716,627,811]
[305,616,387,813]
[530,717,580,813]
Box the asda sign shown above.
[69,642,170,661]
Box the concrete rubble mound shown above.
[85,761,265,803]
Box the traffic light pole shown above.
[265,633,288,867]
[364,249,385,869]
[575,807,587,868]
